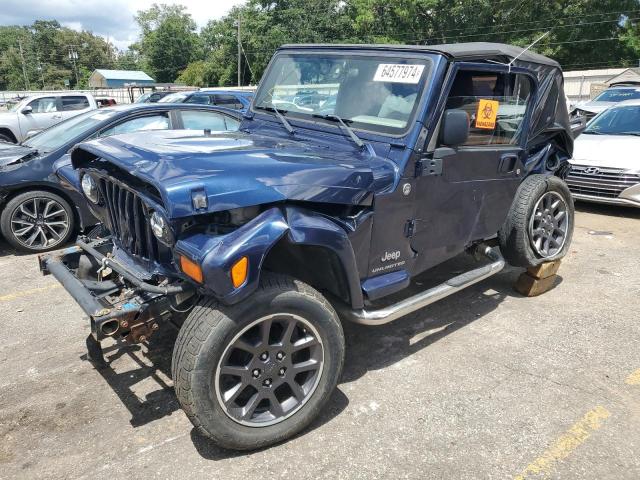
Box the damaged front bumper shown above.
[39,238,195,343]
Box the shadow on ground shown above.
[75,250,554,460]
[574,201,640,219]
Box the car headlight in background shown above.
[81,174,99,204]
[150,211,174,245]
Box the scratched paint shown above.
[0,284,60,302]
[514,406,611,480]
[625,369,640,386]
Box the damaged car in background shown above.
[40,42,574,450]
[0,104,241,252]
[570,83,640,134]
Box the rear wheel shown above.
[0,190,75,253]
[499,174,574,267]
[172,273,344,450]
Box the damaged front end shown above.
[39,238,196,346]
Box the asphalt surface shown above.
[0,202,639,480]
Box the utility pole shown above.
[236,16,241,87]
[17,39,30,90]
[68,46,79,87]
[36,54,45,89]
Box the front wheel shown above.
[172,273,345,450]
[499,174,574,268]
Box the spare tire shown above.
[499,174,574,268]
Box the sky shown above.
[0,0,246,50]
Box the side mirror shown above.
[439,109,469,147]
[21,106,33,115]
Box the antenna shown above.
[508,31,550,72]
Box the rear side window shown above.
[100,114,169,137]
[443,71,533,146]
[28,96,58,113]
[213,94,244,110]
[180,110,240,131]
[62,95,90,111]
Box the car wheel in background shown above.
[499,174,574,268]
[0,190,75,253]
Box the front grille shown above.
[566,164,640,199]
[98,178,170,263]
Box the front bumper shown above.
[39,238,194,342]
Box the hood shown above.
[573,101,614,115]
[571,133,640,171]
[0,141,39,168]
[71,130,397,218]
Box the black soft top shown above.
[280,42,559,68]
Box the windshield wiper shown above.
[582,130,604,135]
[312,114,364,148]
[618,131,640,136]
[256,105,294,134]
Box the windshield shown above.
[593,88,640,102]
[23,109,118,152]
[159,92,189,103]
[584,105,640,135]
[135,92,152,103]
[253,53,431,135]
[8,97,28,112]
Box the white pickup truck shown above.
[0,92,97,143]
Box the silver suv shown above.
[0,93,97,143]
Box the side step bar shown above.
[338,245,505,326]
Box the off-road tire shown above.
[172,273,345,450]
[499,174,574,268]
[0,190,75,253]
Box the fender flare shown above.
[176,206,364,308]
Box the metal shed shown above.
[88,69,155,88]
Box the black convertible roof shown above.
[279,42,560,68]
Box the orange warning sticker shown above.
[475,99,499,130]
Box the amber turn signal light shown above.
[180,255,203,283]
[231,256,249,288]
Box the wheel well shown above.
[262,240,352,306]
[0,128,17,143]
[2,185,81,232]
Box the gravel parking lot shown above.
[0,202,639,480]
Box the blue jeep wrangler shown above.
[41,43,574,450]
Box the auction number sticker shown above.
[373,64,425,84]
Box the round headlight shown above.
[150,211,173,245]
[81,174,99,204]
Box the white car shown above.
[567,99,640,207]
[0,92,97,143]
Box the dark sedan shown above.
[0,103,241,253]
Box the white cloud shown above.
[0,0,246,51]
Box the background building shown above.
[88,69,155,88]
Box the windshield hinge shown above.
[415,158,442,177]
[404,219,416,238]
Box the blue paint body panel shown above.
[63,44,573,308]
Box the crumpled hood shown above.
[0,141,39,168]
[571,133,640,171]
[573,101,614,115]
[71,130,398,218]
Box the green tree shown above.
[135,3,201,82]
